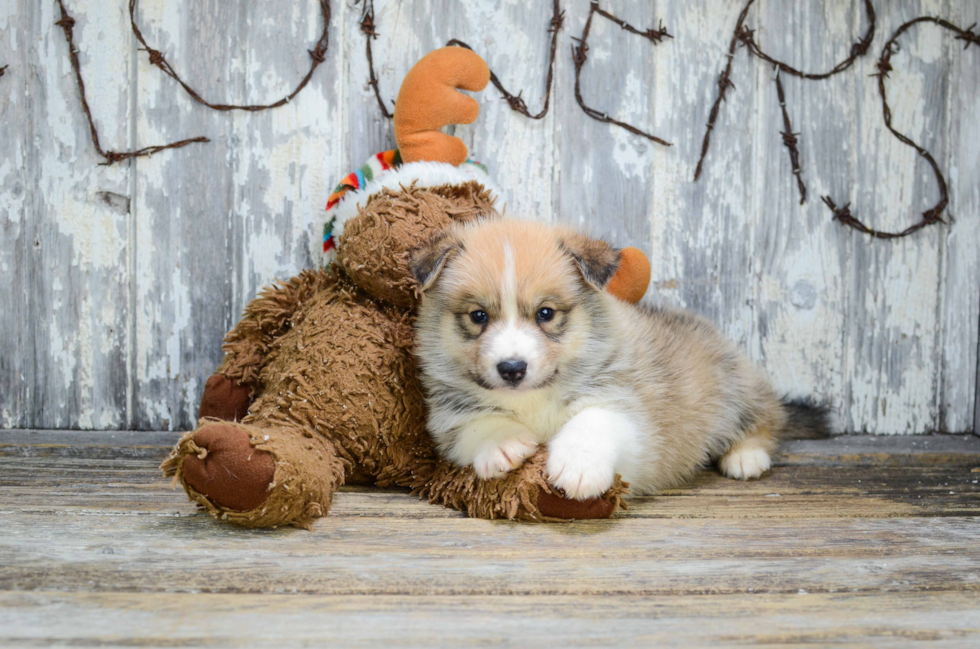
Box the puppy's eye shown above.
[470,310,488,325]
[536,307,555,323]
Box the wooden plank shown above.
[941,0,980,434]
[4,430,979,455]
[554,1,658,274]
[463,0,560,221]
[0,1,34,429]
[131,0,348,430]
[643,0,756,335]
[2,591,979,647]
[747,0,857,417]
[131,0,244,430]
[2,464,978,520]
[1,509,979,596]
[14,0,135,429]
[4,1,980,432]
[1,433,978,520]
[1,433,979,643]
[843,0,949,433]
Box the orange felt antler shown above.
[394,47,490,166]
[608,247,651,304]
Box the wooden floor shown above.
[2,431,979,647]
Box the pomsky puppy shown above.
[411,218,828,500]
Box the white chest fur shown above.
[488,388,578,443]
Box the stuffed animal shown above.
[161,47,652,529]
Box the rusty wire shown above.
[774,71,806,205]
[823,17,979,239]
[694,0,876,184]
[128,0,331,112]
[0,65,7,78]
[572,2,672,147]
[359,0,392,118]
[738,0,876,80]
[361,0,565,120]
[447,0,564,119]
[55,0,208,166]
[693,0,756,182]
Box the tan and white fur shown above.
[411,219,827,500]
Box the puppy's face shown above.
[412,219,620,393]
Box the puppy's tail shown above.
[779,397,832,440]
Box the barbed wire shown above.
[694,0,876,187]
[774,70,806,205]
[692,0,757,183]
[359,0,392,118]
[55,0,208,166]
[360,0,565,121]
[49,0,980,238]
[127,0,331,112]
[823,17,979,239]
[572,2,672,146]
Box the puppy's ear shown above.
[560,233,621,291]
[411,231,461,292]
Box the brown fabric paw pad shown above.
[536,490,618,520]
[181,422,275,511]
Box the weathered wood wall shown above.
[1,0,978,433]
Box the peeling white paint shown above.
[0,0,977,432]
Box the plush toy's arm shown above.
[214,269,335,386]
[382,450,627,521]
[394,47,490,166]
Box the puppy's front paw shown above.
[547,444,615,500]
[719,445,771,480]
[473,438,538,479]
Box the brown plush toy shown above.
[161,48,651,528]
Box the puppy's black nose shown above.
[497,359,527,384]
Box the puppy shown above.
[411,219,828,499]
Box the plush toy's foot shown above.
[179,422,276,511]
[161,420,346,529]
[198,374,253,421]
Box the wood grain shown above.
[1,433,980,645]
[0,0,978,432]
[0,1,33,430]
[1,591,978,647]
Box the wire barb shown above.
[360,0,392,118]
[775,71,806,204]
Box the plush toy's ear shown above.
[559,233,621,292]
[395,47,490,166]
[411,232,462,292]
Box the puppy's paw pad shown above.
[720,446,771,480]
[547,450,615,500]
[473,438,537,479]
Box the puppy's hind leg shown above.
[718,432,775,480]
[718,413,780,481]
